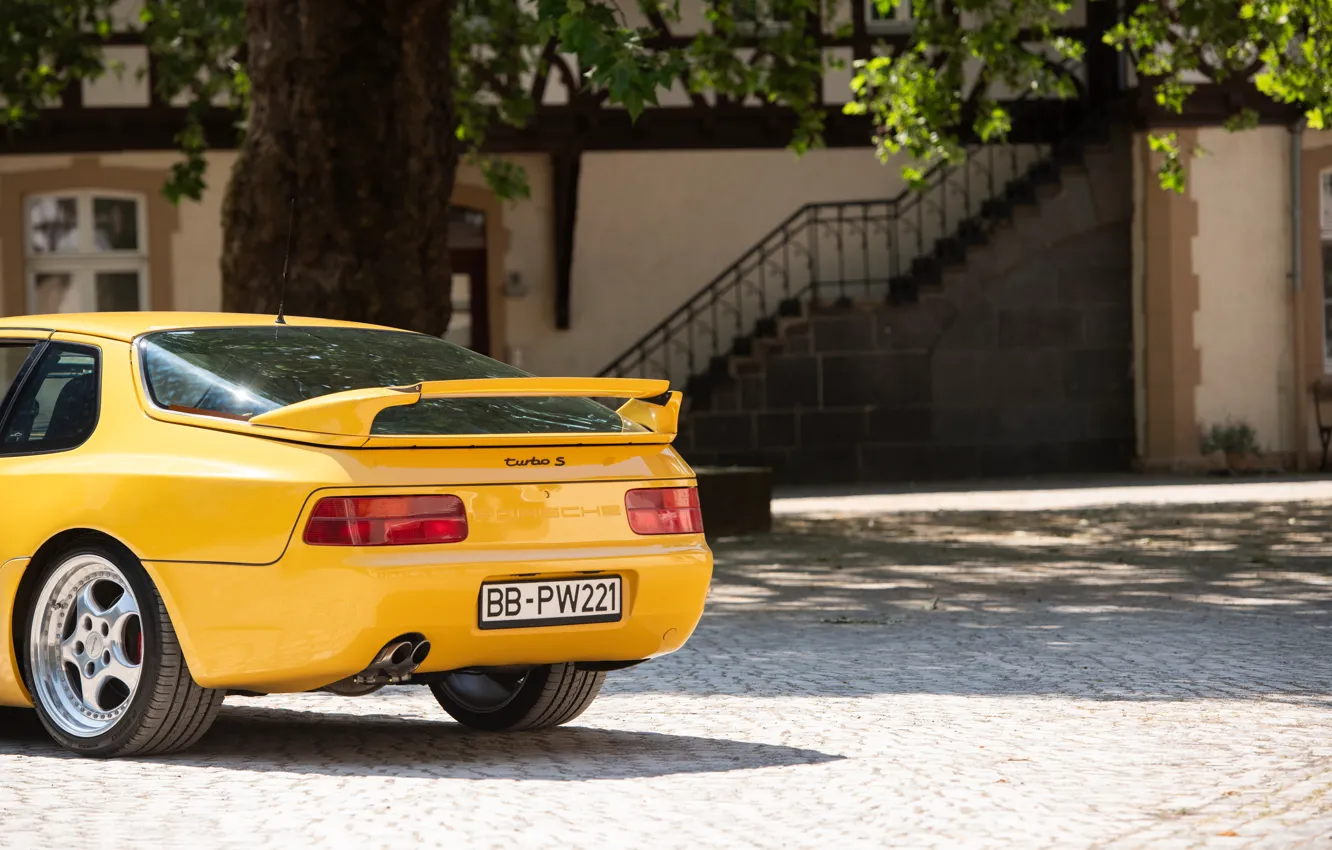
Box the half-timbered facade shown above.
[6,0,1326,482]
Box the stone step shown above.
[694,466,772,536]
[674,138,1109,430]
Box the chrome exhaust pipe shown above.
[411,640,431,666]
[321,635,431,696]
[378,640,414,669]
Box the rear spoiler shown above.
[246,377,682,440]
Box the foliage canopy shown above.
[4,0,1331,200]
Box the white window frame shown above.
[865,0,913,34]
[1320,170,1332,374]
[442,272,474,349]
[23,190,151,315]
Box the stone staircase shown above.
[602,120,1136,484]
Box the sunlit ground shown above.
[2,498,1330,847]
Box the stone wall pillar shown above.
[1135,130,1203,471]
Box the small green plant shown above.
[1199,420,1260,457]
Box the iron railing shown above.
[598,127,1084,390]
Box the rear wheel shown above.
[23,542,224,757]
[430,663,605,731]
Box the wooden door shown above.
[447,248,490,355]
[445,205,490,355]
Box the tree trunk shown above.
[222,0,458,336]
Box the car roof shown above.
[0,312,407,343]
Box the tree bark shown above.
[222,0,458,336]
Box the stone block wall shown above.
[675,133,1136,484]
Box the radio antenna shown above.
[275,197,294,325]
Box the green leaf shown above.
[1224,108,1260,132]
[14,0,1328,207]
[1148,132,1187,193]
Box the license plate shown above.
[478,576,623,630]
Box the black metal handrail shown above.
[598,107,1095,389]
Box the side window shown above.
[0,343,39,428]
[0,344,38,397]
[1,344,100,453]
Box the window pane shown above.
[96,271,141,311]
[28,197,78,253]
[442,273,472,349]
[449,272,472,311]
[448,207,486,250]
[1323,174,1332,231]
[0,345,36,398]
[34,272,80,314]
[1325,305,1332,361]
[1323,243,1332,300]
[94,197,140,251]
[139,327,644,435]
[1,345,99,452]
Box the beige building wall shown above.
[1134,125,1308,468]
[0,146,909,380]
[460,155,554,369]
[526,147,911,377]
[1135,129,1202,470]
[0,146,905,375]
[1301,128,1332,153]
[98,151,237,312]
[0,156,77,315]
[0,151,535,333]
[1189,127,1295,454]
[1296,129,1332,459]
[0,151,235,316]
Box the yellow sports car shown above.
[0,312,712,758]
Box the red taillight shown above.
[625,487,703,535]
[304,495,468,546]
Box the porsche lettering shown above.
[471,505,623,522]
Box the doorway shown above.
[444,206,490,355]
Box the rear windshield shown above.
[137,326,646,436]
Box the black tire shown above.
[430,663,605,732]
[22,539,225,758]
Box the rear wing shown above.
[244,376,682,443]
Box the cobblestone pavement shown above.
[3,494,1332,848]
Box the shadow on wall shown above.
[677,133,1139,486]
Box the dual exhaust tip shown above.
[370,634,431,687]
[377,637,432,680]
[322,634,431,697]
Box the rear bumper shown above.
[145,537,713,693]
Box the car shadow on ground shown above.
[0,704,844,779]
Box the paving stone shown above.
[3,491,1332,849]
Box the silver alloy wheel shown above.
[29,553,144,738]
[440,669,530,713]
